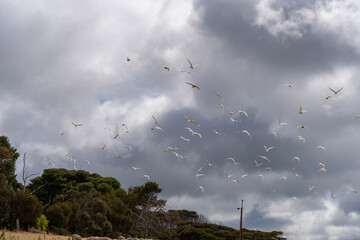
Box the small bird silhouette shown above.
[185,82,201,90]
[328,87,343,95]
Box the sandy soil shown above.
[2,230,83,240]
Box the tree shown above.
[0,136,20,188]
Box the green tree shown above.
[46,202,72,229]
[0,136,20,188]
[36,214,49,231]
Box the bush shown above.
[36,214,49,232]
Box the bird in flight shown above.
[212,90,224,102]
[224,170,234,179]
[317,146,326,151]
[258,155,271,163]
[241,169,248,178]
[309,185,316,191]
[172,152,184,161]
[232,179,240,186]
[264,167,272,173]
[100,144,106,150]
[297,136,306,143]
[144,175,150,180]
[291,197,298,202]
[296,125,309,130]
[187,58,195,69]
[205,159,217,168]
[164,66,170,71]
[226,157,241,166]
[325,96,332,100]
[238,111,248,118]
[299,105,308,114]
[126,145,132,151]
[197,186,204,193]
[257,174,264,181]
[180,136,190,142]
[280,176,287,181]
[127,57,130,61]
[254,160,263,168]
[293,156,301,163]
[278,117,288,127]
[331,192,336,199]
[293,167,300,177]
[269,131,278,141]
[185,82,201,91]
[114,133,119,139]
[132,167,141,171]
[345,188,359,195]
[152,125,164,132]
[213,129,226,136]
[237,130,252,139]
[121,123,129,133]
[328,87,343,95]
[264,145,274,152]
[72,122,83,127]
[230,117,241,123]
[185,127,202,138]
[185,116,200,127]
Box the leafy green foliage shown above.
[36,214,49,231]
[0,136,20,188]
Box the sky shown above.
[1,0,360,239]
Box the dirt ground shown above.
[2,230,83,240]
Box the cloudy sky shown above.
[2,0,360,239]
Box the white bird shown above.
[205,159,217,168]
[319,163,326,169]
[232,179,240,186]
[230,117,241,123]
[317,146,326,151]
[264,167,272,173]
[197,166,203,173]
[345,188,359,195]
[180,136,190,142]
[197,186,204,193]
[296,125,309,130]
[258,155,271,163]
[278,117,288,127]
[293,167,300,177]
[218,102,225,113]
[172,152,184,161]
[269,131,278,141]
[213,129,226,136]
[241,169,248,178]
[319,167,326,173]
[291,197,298,202]
[297,136,306,143]
[254,160,263,168]
[280,176,287,181]
[185,116,200,127]
[264,145,274,152]
[48,162,55,167]
[238,111,248,117]
[132,167,141,171]
[126,145,133,151]
[151,125,165,132]
[257,174,264,181]
[196,173,205,178]
[299,105,308,114]
[237,130,252,139]
[309,185,316,191]
[162,147,179,152]
[224,170,233,179]
[185,127,202,138]
[144,175,150,180]
[293,157,301,163]
[226,157,241,166]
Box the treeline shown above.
[0,136,286,239]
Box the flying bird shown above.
[224,170,234,179]
[331,192,336,199]
[346,188,359,195]
[264,145,274,152]
[121,123,129,133]
[258,155,271,163]
[238,111,248,117]
[187,58,195,69]
[280,176,287,181]
[269,131,278,141]
[144,175,150,180]
[297,136,306,143]
[100,144,106,150]
[197,186,204,193]
[126,57,131,61]
[196,173,205,178]
[309,185,316,191]
[319,163,326,168]
[299,105,308,114]
[164,66,170,71]
[151,125,165,132]
[328,87,343,95]
[185,82,201,91]
[213,129,226,136]
[212,90,224,102]
[230,117,241,123]
[114,133,119,139]
[293,167,300,177]
[291,197,298,202]
[205,159,217,168]
[257,174,264,181]
[232,179,240,186]
[126,145,133,151]
[241,169,248,178]
[132,167,141,171]
[254,160,263,168]
[278,117,288,127]
[226,157,241,166]
[237,130,252,139]
[317,146,326,151]
[180,136,190,142]
[264,167,272,173]
[319,167,326,173]
[185,116,200,126]
[296,125,309,130]
[172,152,184,161]
[293,157,301,163]
[185,127,202,138]
[72,122,83,127]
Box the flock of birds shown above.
[43,57,360,205]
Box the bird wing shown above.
[328,87,336,94]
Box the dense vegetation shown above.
[0,136,286,239]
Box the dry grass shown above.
[2,230,82,240]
